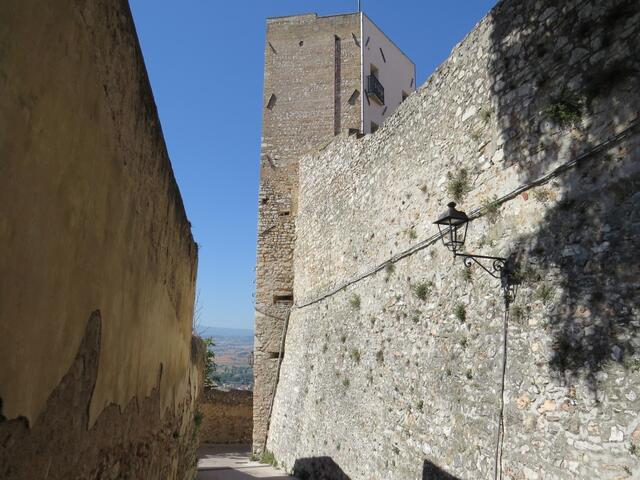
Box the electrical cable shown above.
[494,294,509,480]
[294,117,639,310]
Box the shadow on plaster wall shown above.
[422,460,461,480]
[292,456,350,480]
[487,0,640,391]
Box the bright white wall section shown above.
[362,13,416,134]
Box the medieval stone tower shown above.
[253,11,415,450]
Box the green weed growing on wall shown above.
[454,304,467,323]
[446,168,472,202]
[544,95,584,128]
[412,281,434,301]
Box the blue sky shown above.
[128,0,497,331]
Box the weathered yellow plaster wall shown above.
[0,0,198,427]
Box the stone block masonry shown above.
[254,11,415,452]
[0,0,203,478]
[266,0,640,478]
[254,12,363,451]
[199,388,253,445]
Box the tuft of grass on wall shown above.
[412,281,434,301]
[532,188,553,204]
[260,450,278,467]
[385,262,395,276]
[349,294,361,310]
[342,378,350,387]
[454,304,467,323]
[482,195,501,224]
[408,227,418,240]
[446,168,472,202]
[462,267,473,283]
[534,283,554,304]
[480,107,493,123]
[544,95,584,128]
[510,305,527,324]
[376,350,384,364]
[350,348,361,363]
[625,358,640,373]
[513,266,542,285]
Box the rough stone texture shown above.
[199,388,253,445]
[254,12,363,451]
[0,0,202,478]
[267,0,640,478]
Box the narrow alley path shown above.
[196,444,294,480]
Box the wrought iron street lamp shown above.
[435,201,512,480]
[434,202,508,288]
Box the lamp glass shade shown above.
[433,202,469,253]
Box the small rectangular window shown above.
[266,94,277,110]
[273,293,293,305]
[348,89,360,106]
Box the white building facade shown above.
[361,13,416,134]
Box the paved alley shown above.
[196,444,294,480]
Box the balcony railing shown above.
[366,75,385,105]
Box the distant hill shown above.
[197,326,254,390]
[197,326,254,339]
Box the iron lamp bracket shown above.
[454,252,509,289]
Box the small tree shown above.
[203,338,218,387]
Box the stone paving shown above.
[196,444,293,480]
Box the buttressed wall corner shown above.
[0,1,203,479]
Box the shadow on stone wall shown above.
[292,456,351,480]
[488,0,640,391]
[422,460,461,480]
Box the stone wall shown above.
[254,12,362,451]
[199,389,253,445]
[0,1,203,478]
[267,0,640,478]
